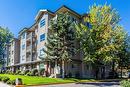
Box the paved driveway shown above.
[0,82,120,87]
[29,82,120,87]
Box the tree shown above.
[40,13,75,78]
[0,27,13,65]
[117,35,130,78]
[75,4,127,79]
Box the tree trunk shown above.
[112,61,115,78]
[62,60,65,78]
[46,61,49,77]
[121,66,123,78]
[100,66,105,79]
[95,67,99,79]
[55,60,58,78]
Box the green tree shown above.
[117,35,130,78]
[75,4,127,79]
[0,27,13,65]
[40,13,75,78]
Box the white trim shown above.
[35,9,48,21]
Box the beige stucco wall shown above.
[37,13,49,60]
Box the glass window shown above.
[40,34,45,42]
[71,17,77,23]
[36,40,38,44]
[22,44,25,50]
[85,22,92,29]
[22,55,25,60]
[40,48,44,56]
[12,59,13,63]
[12,51,13,55]
[22,33,25,39]
[40,19,45,27]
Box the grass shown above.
[0,74,75,86]
[0,74,123,86]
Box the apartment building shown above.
[5,38,20,72]
[4,5,111,79]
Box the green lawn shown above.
[0,74,75,86]
[1,74,121,86]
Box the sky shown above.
[0,0,130,37]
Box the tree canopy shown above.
[40,13,75,78]
[75,4,129,78]
[0,27,13,65]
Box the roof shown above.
[55,5,81,18]
[18,27,28,36]
[20,5,82,34]
[35,9,55,21]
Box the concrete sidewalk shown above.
[0,82,12,87]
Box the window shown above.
[12,59,13,63]
[11,41,13,45]
[12,51,13,55]
[22,33,25,39]
[35,29,38,32]
[22,44,25,50]
[72,64,75,68]
[71,17,77,23]
[40,48,44,56]
[85,22,92,29]
[72,64,77,69]
[40,19,45,27]
[36,40,38,44]
[22,55,25,61]
[40,34,45,42]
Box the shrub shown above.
[68,72,72,78]
[26,71,30,76]
[5,70,9,74]
[11,79,16,85]
[5,70,13,74]
[6,79,15,85]
[7,71,14,75]
[1,70,6,74]
[24,70,30,75]
[19,71,24,75]
[39,68,45,75]
[15,70,21,75]
[75,72,80,78]
[2,76,10,83]
[121,80,130,87]
[31,69,38,76]
[6,80,12,84]
[0,76,3,81]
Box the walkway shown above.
[0,82,12,87]
[28,82,120,87]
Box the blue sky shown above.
[0,0,130,37]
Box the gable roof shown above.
[55,5,81,18]
[18,27,28,36]
[35,9,55,21]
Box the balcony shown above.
[26,33,32,40]
[32,54,37,61]
[32,32,36,37]
[26,56,31,62]
[32,37,36,43]
[26,45,31,52]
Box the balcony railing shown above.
[32,55,37,61]
[26,33,32,39]
[26,45,31,51]
[26,56,31,62]
[32,38,36,43]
